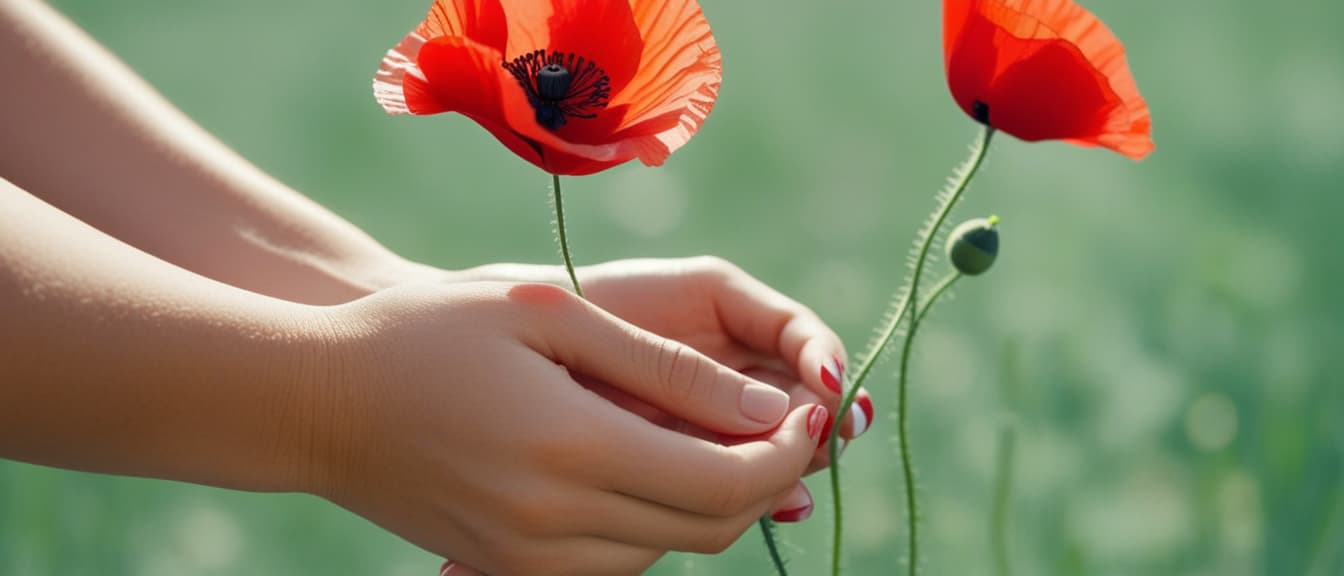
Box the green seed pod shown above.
[946,216,1000,276]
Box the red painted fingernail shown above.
[440,561,457,576]
[806,405,828,444]
[851,388,875,439]
[821,356,845,394]
[770,483,815,523]
[771,502,814,523]
[819,410,835,447]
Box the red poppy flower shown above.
[943,0,1153,159]
[374,0,722,176]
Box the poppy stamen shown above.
[504,50,612,131]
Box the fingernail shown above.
[819,409,835,447]
[821,355,845,394]
[850,388,875,439]
[806,405,829,444]
[440,561,457,576]
[740,383,790,424]
[770,483,814,523]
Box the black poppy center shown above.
[972,100,991,125]
[504,50,611,131]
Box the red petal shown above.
[416,0,508,52]
[611,0,722,165]
[418,37,544,169]
[546,0,643,95]
[944,0,1153,159]
[374,0,508,116]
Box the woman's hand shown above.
[310,281,828,575]
[457,257,877,473]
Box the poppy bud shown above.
[946,216,1000,276]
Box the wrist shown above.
[281,300,378,501]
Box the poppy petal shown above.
[496,0,642,94]
[612,0,723,165]
[1005,0,1152,158]
[375,0,509,116]
[944,0,1152,159]
[417,36,545,168]
[416,0,508,52]
[374,31,438,115]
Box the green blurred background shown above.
[4,0,1341,574]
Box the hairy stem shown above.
[897,271,960,575]
[551,173,584,298]
[759,517,790,575]
[827,126,994,576]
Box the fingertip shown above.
[769,481,815,523]
[841,387,875,440]
[802,338,847,398]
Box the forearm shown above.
[0,0,423,304]
[0,179,332,493]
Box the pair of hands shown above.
[318,257,872,575]
[0,6,868,573]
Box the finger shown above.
[598,403,826,516]
[705,265,850,400]
[540,538,662,576]
[740,367,871,470]
[580,488,776,554]
[767,481,815,523]
[444,533,660,576]
[846,387,875,440]
[487,537,660,576]
[518,284,792,435]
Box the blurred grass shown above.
[3,0,1342,574]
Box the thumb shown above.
[528,288,791,436]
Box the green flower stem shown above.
[551,173,584,298]
[827,125,994,576]
[896,271,961,576]
[759,517,789,576]
[992,420,1017,576]
[913,273,961,325]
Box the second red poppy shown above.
[944,0,1153,160]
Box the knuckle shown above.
[509,282,581,316]
[687,255,738,279]
[653,339,710,406]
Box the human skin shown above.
[0,0,871,572]
[0,0,869,452]
[0,180,826,574]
